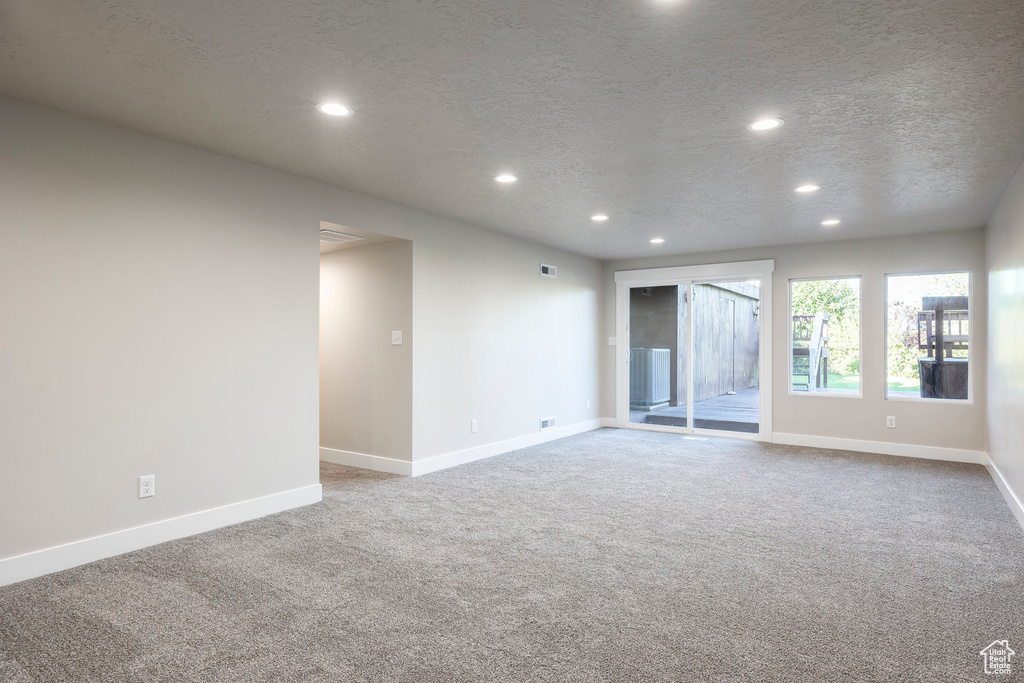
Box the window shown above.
[790,278,861,395]
[886,272,970,401]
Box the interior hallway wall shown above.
[601,229,987,453]
[986,159,1024,525]
[0,99,321,561]
[409,225,602,461]
[0,96,602,565]
[320,241,413,461]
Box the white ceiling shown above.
[2,0,1023,260]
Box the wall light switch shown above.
[391,331,403,345]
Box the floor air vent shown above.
[540,416,557,431]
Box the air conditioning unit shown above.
[630,348,671,407]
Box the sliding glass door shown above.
[689,279,760,434]
[628,284,688,427]
[616,261,773,439]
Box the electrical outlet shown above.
[139,475,155,499]
[391,331,403,345]
[471,419,478,433]
[886,416,896,429]
[608,337,617,346]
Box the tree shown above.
[885,272,969,382]
[790,279,859,322]
[791,279,860,375]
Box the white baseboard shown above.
[600,417,618,428]
[771,432,986,464]
[319,447,413,476]
[0,484,322,588]
[986,455,1024,532]
[321,419,604,478]
[411,418,603,476]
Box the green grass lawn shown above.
[791,373,921,393]
[826,372,859,390]
[791,372,860,392]
[886,376,921,393]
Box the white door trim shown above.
[614,259,776,284]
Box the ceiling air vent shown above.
[540,263,557,278]
[540,416,557,431]
[319,229,364,244]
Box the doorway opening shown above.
[319,221,414,467]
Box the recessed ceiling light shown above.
[316,102,353,117]
[795,184,821,193]
[591,214,609,222]
[821,219,841,226]
[650,238,665,244]
[494,174,519,183]
[748,117,784,131]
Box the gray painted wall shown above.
[986,160,1024,519]
[0,96,603,561]
[320,241,413,461]
[0,99,321,559]
[602,229,987,452]
[408,228,602,461]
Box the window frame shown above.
[883,270,973,405]
[787,275,864,399]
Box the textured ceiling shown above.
[2,0,1023,259]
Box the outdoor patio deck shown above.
[630,387,759,433]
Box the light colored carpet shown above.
[1,429,1022,682]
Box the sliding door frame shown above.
[614,259,775,441]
